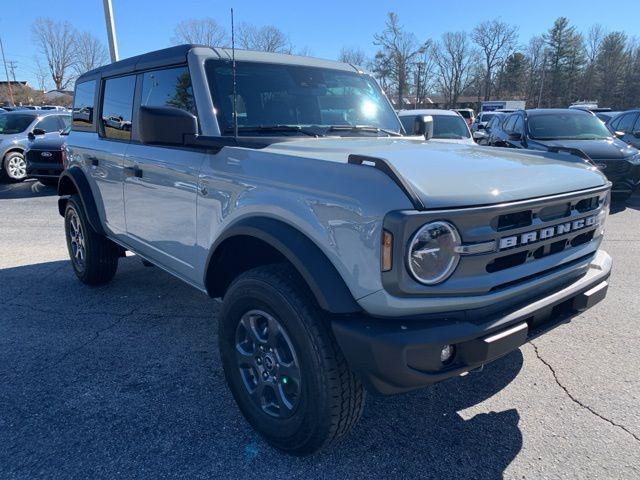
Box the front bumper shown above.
[26,160,63,179]
[332,250,611,394]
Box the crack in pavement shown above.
[530,341,640,442]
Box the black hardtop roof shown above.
[75,44,359,85]
[524,108,595,116]
[76,44,203,83]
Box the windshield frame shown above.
[204,59,402,137]
[527,112,613,141]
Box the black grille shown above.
[26,148,62,165]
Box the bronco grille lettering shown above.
[499,215,597,250]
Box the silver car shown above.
[0,110,71,181]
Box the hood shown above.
[530,138,638,160]
[264,137,608,208]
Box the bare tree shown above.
[237,23,292,53]
[31,18,77,90]
[432,32,478,107]
[34,58,50,92]
[73,31,109,77]
[471,20,518,100]
[373,13,427,105]
[339,47,366,66]
[172,17,228,47]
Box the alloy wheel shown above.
[234,309,302,418]
[68,210,86,271]
[6,155,27,180]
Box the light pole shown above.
[102,0,120,62]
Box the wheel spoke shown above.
[235,344,256,368]
[275,383,294,413]
[266,315,280,348]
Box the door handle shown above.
[124,166,143,178]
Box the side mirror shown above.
[508,132,522,141]
[28,128,46,140]
[614,131,625,139]
[139,106,198,145]
[413,115,434,140]
[476,123,485,130]
[633,131,640,138]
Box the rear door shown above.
[123,66,205,282]
[91,74,137,234]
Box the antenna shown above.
[231,8,238,139]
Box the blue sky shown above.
[1,0,639,90]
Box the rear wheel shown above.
[64,195,119,285]
[219,265,365,455]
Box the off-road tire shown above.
[64,195,119,285]
[219,264,365,455]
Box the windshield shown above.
[0,114,34,134]
[528,113,612,140]
[433,115,471,139]
[479,113,495,122]
[206,60,401,136]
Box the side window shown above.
[615,114,635,133]
[36,115,63,133]
[60,115,71,128]
[101,75,136,141]
[72,80,96,128]
[503,115,517,133]
[140,67,196,116]
[512,116,524,135]
[633,114,640,133]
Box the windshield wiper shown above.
[326,125,402,137]
[223,125,321,137]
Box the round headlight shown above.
[407,221,461,285]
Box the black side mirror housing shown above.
[413,115,434,140]
[28,128,46,140]
[139,106,198,145]
[477,123,485,130]
[633,131,640,138]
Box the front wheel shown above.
[3,151,27,182]
[219,265,365,455]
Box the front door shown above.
[123,66,204,282]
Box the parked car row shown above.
[0,110,70,183]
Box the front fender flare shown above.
[206,217,362,314]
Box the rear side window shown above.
[140,67,196,116]
[35,115,63,133]
[101,75,136,141]
[616,113,638,133]
[72,80,96,129]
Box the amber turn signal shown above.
[381,230,393,272]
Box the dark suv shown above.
[606,109,640,150]
[487,108,640,197]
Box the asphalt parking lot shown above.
[1,180,639,479]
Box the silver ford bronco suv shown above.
[58,45,612,454]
